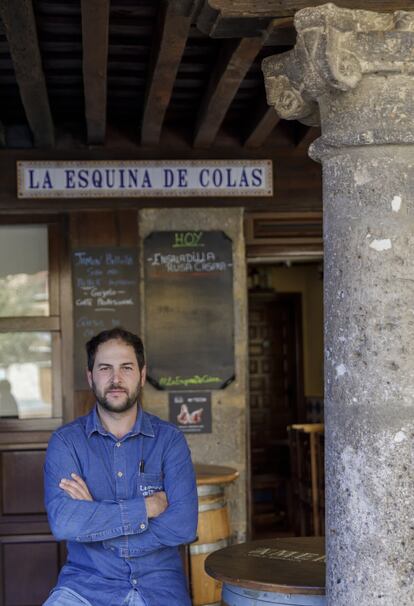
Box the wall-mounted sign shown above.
[169,392,212,434]
[17,160,273,198]
[72,247,139,389]
[144,230,235,391]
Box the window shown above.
[0,220,65,429]
[0,226,49,318]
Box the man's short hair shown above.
[86,328,145,372]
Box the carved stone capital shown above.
[263,3,414,129]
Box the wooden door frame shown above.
[246,289,305,538]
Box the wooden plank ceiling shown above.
[0,0,399,150]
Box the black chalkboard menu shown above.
[72,248,139,389]
[144,231,234,390]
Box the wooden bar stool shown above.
[288,424,324,536]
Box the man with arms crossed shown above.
[43,328,198,606]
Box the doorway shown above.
[247,263,323,538]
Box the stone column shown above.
[263,4,414,605]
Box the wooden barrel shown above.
[205,537,326,606]
[222,584,325,605]
[190,464,239,606]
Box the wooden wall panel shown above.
[70,210,138,247]
[116,210,139,246]
[1,536,60,605]
[70,209,139,418]
[245,211,323,259]
[74,390,95,420]
[2,451,46,515]
[70,211,118,247]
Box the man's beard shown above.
[92,380,142,414]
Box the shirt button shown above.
[140,523,146,530]
[117,471,123,478]
[116,442,121,448]
[132,579,137,585]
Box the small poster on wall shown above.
[169,392,212,434]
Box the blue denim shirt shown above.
[44,406,198,606]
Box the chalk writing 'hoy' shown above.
[173,232,203,248]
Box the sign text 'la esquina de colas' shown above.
[17,160,273,198]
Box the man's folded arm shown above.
[107,431,198,556]
[44,433,149,543]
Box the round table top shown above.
[205,537,325,595]
[194,463,239,485]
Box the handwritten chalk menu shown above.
[144,231,234,390]
[72,248,139,389]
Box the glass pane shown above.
[0,332,52,419]
[0,225,49,317]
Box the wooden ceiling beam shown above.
[141,0,196,146]
[296,125,321,149]
[0,0,54,148]
[0,123,5,147]
[264,18,296,47]
[197,0,414,37]
[244,98,280,149]
[193,35,265,148]
[81,0,110,145]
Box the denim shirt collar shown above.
[86,405,155,439]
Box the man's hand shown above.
[145,491,168,518]
[59,473,93,501]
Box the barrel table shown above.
[191,463,239,606]
[205,537,326,606]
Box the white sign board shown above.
[17,160,273,198]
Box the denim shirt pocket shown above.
[137,472,164,497]
[102,534,129,554]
